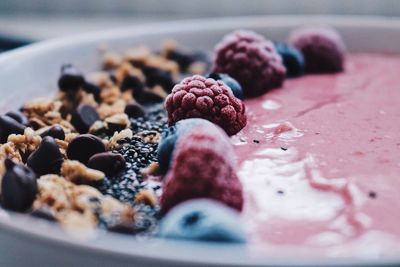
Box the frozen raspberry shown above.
[160,123,243,214]
[212,30,286,98]
[288,27,346,73]
[165,75,247,136]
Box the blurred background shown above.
[0,0,399,51]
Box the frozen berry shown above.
[213,30,286,97]
[165,75,246,136]
[160,123,243,214]
[157,118,214,174]
[159,199,246,243]
[288,27,346,73]
[207,73,243,99]
[274,42,305,77]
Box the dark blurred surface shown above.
[0,35,32,52]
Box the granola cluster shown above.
[33,175,134,231]
[0,41,209,235]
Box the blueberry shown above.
[207,73,243,99]
[159,199,246,243]
[274,42,305,77]
[157,118,214,174]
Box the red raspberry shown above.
[212,30,286,98]
[288,27,346,73]
[160,123,243,214]
[165,75,247,136]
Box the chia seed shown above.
[93,103,167,233]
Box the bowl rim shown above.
[1,15,400,266]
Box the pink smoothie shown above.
[233,53,400,257]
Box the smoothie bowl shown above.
[0,16,400,267]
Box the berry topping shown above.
[165,75,247,136]
[67,134,106,164]
[207,73,244,99]
[274,42,305,77]
[213,30,286,97]
[27,136,64,176]
[1,159,37,212]
[0,114,26,144]
[160,122,243,214]
[159,199,246,243]
[87,152,126,177]
[58,64,85,92]
[157,118,215,174]
[288,27,346,73]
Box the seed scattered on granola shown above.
[0,41,210,237]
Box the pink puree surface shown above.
[233,53,400,257]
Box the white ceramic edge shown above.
[1,15,400,266]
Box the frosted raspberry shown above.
[288,27,346,73]
[165,75,247,136]
[160,123,243,214]
[212,30,286,97]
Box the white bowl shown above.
[1,15,400,267]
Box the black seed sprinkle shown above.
[368,191,377,199]
[253,139,260,144]
[281,147,288,151]
[93,104,167,233]
[277,190,285,195]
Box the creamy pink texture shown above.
[233,53,400,257]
